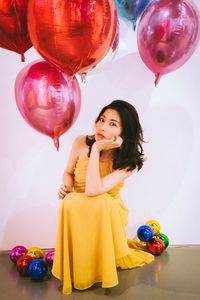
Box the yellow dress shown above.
[52,157,154,294]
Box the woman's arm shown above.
[85,138,134,196]
[58,136,83,199]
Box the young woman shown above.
[52,100,154,294]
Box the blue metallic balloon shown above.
[137,225,154,241]
[115,0,152,30]
[28,259,48,281]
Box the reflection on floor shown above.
[0,246,200,300]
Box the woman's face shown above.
[95,108,122,141]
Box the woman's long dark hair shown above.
[86,100,145,171]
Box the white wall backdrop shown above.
[1,1,200,250]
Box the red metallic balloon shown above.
[15,60,81,150]
[27,0,117,75]
[137,0,200,85]
[16,255,34,276]
[0,0,32,61]
[147,237,165,255]
[80,19,119,79]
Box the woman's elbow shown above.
[85,187,102,197]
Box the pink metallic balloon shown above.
[45,249,54,269]
[15,61,81,150]
[0,0,32,61]
[27,0,117,76]
[9,245,27,263]
[137,0,200,85]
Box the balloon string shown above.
[154,73,161,86]
[53,137,59,151]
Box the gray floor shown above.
[0,246,200,299]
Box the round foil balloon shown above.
[28,259,48,281]
[45,249,54,269]
[137,225,154,242]
[137,0,200,85]
[16,255,34,276]
[27,0,117,75]
[9,245,27,263]
[147,237,165,255]
[146,219,161,235]
[15,60,81,150]
[156,233,169,248]
[27,247,44,259]
[80,20,119,79]
[0,0,32,61]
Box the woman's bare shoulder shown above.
[73,135,87,146]
[72,135,90,157]
[66,135,85,155]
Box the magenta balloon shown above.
[15,61,81,150]
[137,0,200,85]
[45,249,54,268]
[9,245,27,263]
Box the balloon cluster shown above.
[9,245,54,281]
[137,219,169,255]
[1,0,200,148]
[0,0,117,70]
[0,0,199,85]
[0,1,118,149]
[115,0,200,85]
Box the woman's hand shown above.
[58,184,72,199]
[94,136,123,152]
